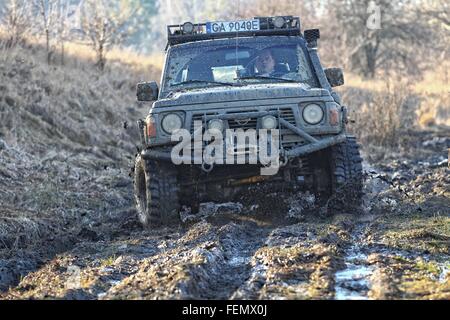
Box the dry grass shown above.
[0,38,161,253]
[341,63,449,148]
[342,81,417,148]
[345,65,449,96]
[0,39,160,151]
[344,64,450,131]
[0,27,164,74]
[62,41,165,76]
[413,61,450,95]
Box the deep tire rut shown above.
[192,222,272,300]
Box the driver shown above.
[254,49,276,76]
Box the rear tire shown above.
[134,154,180,228]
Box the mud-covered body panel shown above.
[154,83,329,107]
[137,25,351,195]
[145,83,343,149]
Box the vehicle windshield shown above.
[162,37,318,94]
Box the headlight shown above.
[162,114,183,134]
[261,116,278,129]
[303,104,324,125]
[208,119,224,133]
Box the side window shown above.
[297,45,313,81]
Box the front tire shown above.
[134,154,180,228]
[329,135,364,210]
[309,135,364,214]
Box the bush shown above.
[345,82,419,148]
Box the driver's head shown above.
[255,49,275,75]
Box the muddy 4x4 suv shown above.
[134,16,363,227]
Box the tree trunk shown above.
[46,29,51,65]
[364,44,377,78]
[61,42,65,66]
[98,42,105,71]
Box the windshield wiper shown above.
[237,75,298,83]
[171,80,238,87]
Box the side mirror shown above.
[324,68,345,87]
[137,82,159,102]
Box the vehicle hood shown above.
[155,83,330,107]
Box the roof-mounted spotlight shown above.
[182,22,195,34]
[273,16,286,29]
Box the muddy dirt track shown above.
[0,130,449,300]
[0,41,448,300]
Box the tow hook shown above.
[202,162,214,173]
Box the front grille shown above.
[189,107,304,152]
[228,110,258,130]
[271,108,296,125]
[190,113,216,133]
[190,107,297,132]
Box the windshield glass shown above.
[162,37,318,94]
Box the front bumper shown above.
[142,133,346,162]
[141,109,346,163]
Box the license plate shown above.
[206,20,260,34]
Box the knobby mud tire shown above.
[328,135,364,212]
[134,154,180,228]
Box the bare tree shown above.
[419,0,450,60]
[80,0,135,71]
[54,0,71,65]
[420,0,450,27]
[38,0,59,64]
[325,0,435,78]
[0,0,33,48]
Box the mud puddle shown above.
[335,250,374,300]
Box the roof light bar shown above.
[166,16,302,47]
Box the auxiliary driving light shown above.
[182,22,195,34]
[303,104,324,125]
[208,119,224,133]
[261,116,278,129]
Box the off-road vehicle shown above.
[134,16,363,227]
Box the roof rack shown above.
[167,16,302,47]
